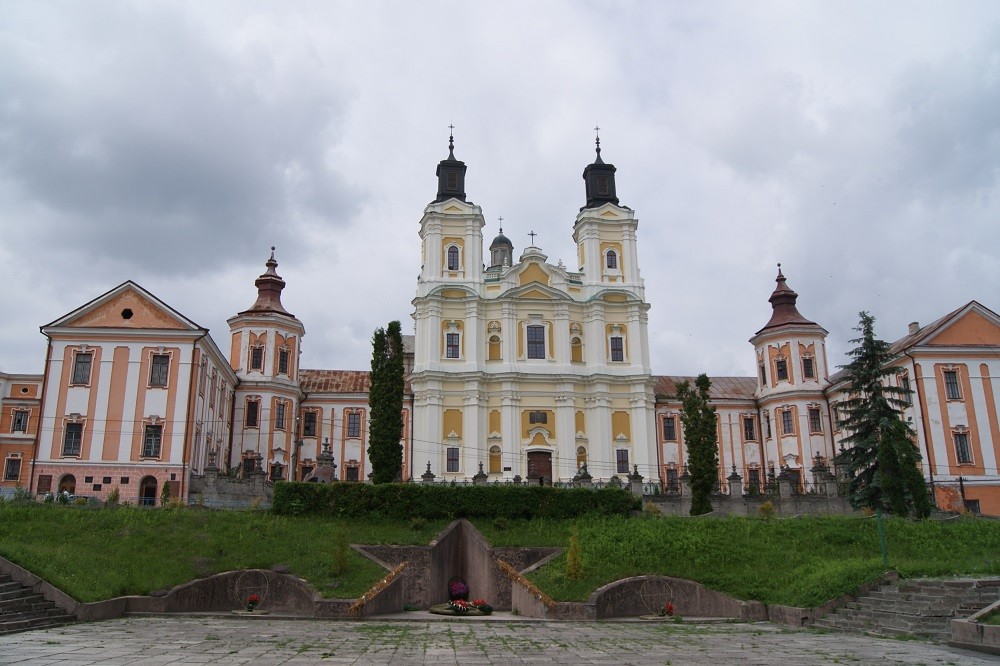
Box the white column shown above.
[555,391,576,480]
[502,391,521,478]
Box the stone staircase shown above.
[0,574,75,634]
[813,578,1000,642]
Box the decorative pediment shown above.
[919,304,1000,347]
[444,205,463,212]
[44,281,201,332]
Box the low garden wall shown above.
[188,468,273,510]
[950,599,1000,656]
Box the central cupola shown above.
[581,131,619,209]
[434,128,468,203]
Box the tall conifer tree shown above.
[835,312,931,518]
[677,373,718,516]
[368,320,404,484]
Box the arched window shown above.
[447,246,460,271]
[489,446,502,474]
[576,446,587,469]
[606,250,617,269]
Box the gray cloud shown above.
[1,1,999,379]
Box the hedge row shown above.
[271,482,640,519]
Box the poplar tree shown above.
[835,312,931,518]
[677,373,718,516]
[368,320,404,484]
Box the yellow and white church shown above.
[2,136,1000,515]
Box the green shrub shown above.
[105,487,120,506]
[272,482,640,520]
[758,501,774,519]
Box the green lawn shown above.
[0,503,447,602]
[2,503,998,609]
[476,514,1000,607]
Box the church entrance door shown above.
[526,451,552,485]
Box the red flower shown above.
[472,598,488,606]
[247,594,261,604]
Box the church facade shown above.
[2,138,999,516]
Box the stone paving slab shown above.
[0,616,996,665]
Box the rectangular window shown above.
[747,467,761,492]
[616,449,629,474]
[446,333,460,359]
[250,346,264,371]
[900,374,912,405]
[446,447,459,472]
[446,172,458,191]
[944,370,961,400]
[610,336,624,362]
[809,407,822,433]
[666,467,679,493]
[278,348,290,375]
[597,175,609,195]
[527,325,545,359]
[11,410,29,433]
[275,402,286,430]
[662,416,677,441]
[245,401,259,428]
[150,354,170,387]
[802,357,815,379]
[764,412,772,438]
[63,423,83,456]
[529,411,547,425]
[72,352,93,385]
[759,364,767,387]
[347,412,361,438]
[346,465,360,482]
[37,475,52,493]
[954,432,972,464]
[303,411,317,437]
[209,370,217,407]
[142,425,162,458]
[775,359,788,381]
[3,458,21,481]
[743,417,756,441]
[781,410,794,435]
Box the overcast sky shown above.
[2,1,998,379]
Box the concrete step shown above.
[0,615,74,635]
[0,599,58,616]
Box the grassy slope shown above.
[0,504,447,602]
[2,504,998,608]
[475,514,1000,608]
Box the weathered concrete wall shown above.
[188,469,272,509]
[589,575,767,620]
[950,598,1000,655]
[646,494,853,517]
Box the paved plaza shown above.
[1,616,996,665]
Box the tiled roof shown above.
[887,302,970,355]
[299,370,414,395]
[300,369,370,393]
[654,375,757,401]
